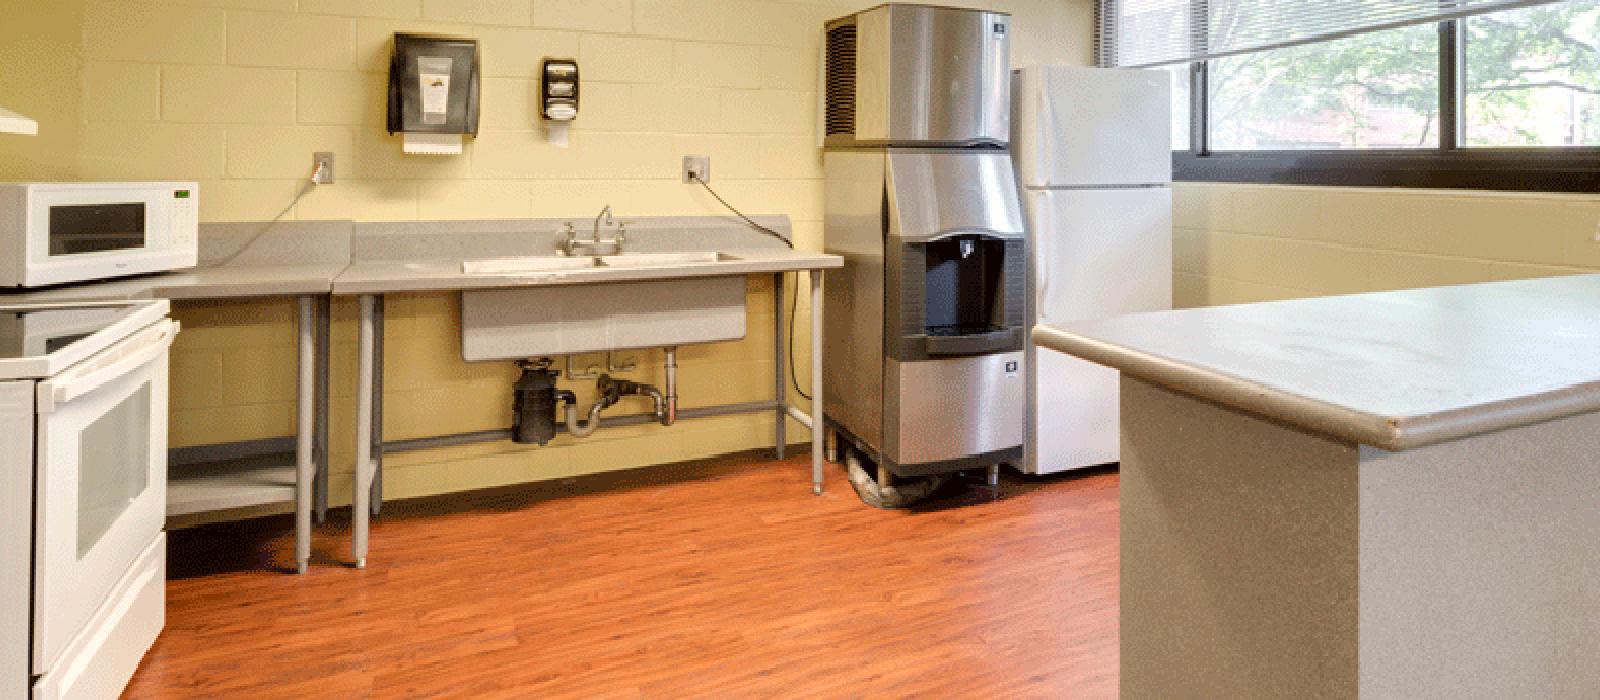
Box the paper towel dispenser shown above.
[387,34,479,153]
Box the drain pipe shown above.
[663,347,678,426]
[566,398,608,437]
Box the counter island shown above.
[1035,274,1600,698]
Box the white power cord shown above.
[211,161,327,266]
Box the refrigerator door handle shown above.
[1033,195,1050,316]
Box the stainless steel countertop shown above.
[331,249,841,295]
[1033,274,1600,451]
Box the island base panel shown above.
[1120,377,1600,698]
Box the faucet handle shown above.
[559,222,576,254]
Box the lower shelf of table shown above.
[167,457,297,517]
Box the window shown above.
[1464,2,1600,146]
[1208,24,1440,150]
[1171,0,1600,191]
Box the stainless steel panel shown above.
[886,150,1024,239]
[844,5,1010,146]
[822,151,886,451]
[885,352,1025,465]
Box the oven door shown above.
[32,319,174,673]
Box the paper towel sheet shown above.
[403,132,463,155]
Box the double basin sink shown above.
[457,251,750,360]
[462,251,736,276]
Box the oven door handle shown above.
[37,320,178,414]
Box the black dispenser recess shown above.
[387,33,481,136]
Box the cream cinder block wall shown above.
[1173,183,1600,308]
[26,0,1093,507]
[0,0,85,180]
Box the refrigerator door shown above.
[1012,66,1171,188]
[1030,188,1171,323]
[1025,187,1172,474]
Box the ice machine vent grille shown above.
[825,23,857,137]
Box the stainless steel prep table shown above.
[1035,273,1600,698]
[331,223,841,568]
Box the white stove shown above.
[1,299,175,700]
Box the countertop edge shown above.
[330,255,842,296]
[1032,325,1406,449]
[1031,323,1562,452]
[153,280,336,300]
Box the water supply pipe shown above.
[663,347,678,426]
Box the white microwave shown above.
[0,182,199,288]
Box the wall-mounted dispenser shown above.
[387,33,480,155]
[541,59,579,120]
[541,58,578,147]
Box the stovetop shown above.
[0,304,144,361]
[0,299,169,380]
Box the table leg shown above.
[370,296,385,516]
[295,296,314,574]
[353,294,375,568]
[313,295,330,525]
[773,272,786,461]
[810,271,824,495]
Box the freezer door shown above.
[1012,66,1171,187]
[1024,187,1171,474]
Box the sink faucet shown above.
[593,204,613,239]
[560,205,627,256]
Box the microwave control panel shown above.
[170,186,198,247]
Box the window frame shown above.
[1173,16,1600,192]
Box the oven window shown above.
[77,383,151,559]
[49,202,146,256]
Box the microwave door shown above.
[31,320,172,673]
[47,202,148,257]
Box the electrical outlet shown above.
[682,155,710,184]
[313,152,335,184]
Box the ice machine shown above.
[822,4,1026,497]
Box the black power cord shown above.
[690,173,813,401]
[690,173,792,248]
[786,270,811,401]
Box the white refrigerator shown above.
[1012,66,1173,475]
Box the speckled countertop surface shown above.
[1034,274,1600,451]
[0,264,349,303]
[0,217,841,302]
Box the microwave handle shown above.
[37,320,178,414]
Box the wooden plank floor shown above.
[124,455,1119,699]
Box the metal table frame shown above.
[347,271,826,567]
[293,295,334,573]
[167,293,330,575]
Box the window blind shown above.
[1097,0,1564,67]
